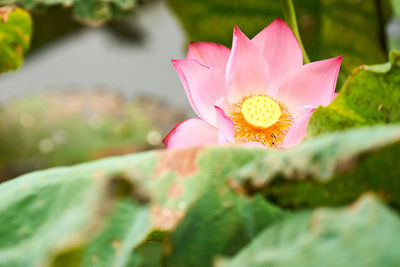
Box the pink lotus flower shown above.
[164,18,342,149]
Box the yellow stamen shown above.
[229,94,294,147]
[241,96,281,130]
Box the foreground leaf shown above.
[1,125,399,266]
[233,124,400,209]
[219,194,400,267]
[308,49,400,136]
[0,159,152,267]
[0,6,32,73]
[0,143,282,266]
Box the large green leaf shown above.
[219,194,400,267]
[0,153,155,267]
[164,186,282,267]
[0,6,32,73]
[1,124,400,266]
[0,141,282,266]
[0,0,142,24]
[308,49,400,137]
[168,0,388,85]
[233,124,400,209]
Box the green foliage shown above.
[233,124,400,209]
[168,0,388,85]
[219,194,400,267]
[308,50,400,137]
[1,124,399,266]
[0,92,183,182]
[0,6,32,73]
[0,0,143,24]
[0,141,283,266]
[1,1,399,266]
[391,0,400,19]
[0,156,154,266]
[169,0,282,49]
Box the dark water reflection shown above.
[0,1,192,114]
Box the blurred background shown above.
[0,0,399,181]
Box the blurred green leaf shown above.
[233,124,400,209]
[0,155,154,266]
[391,0,400,18]
[168,0,388,85]
[308,49,400,137]
[0,6,32,73]
[0,143,282,266]
[1,124,400,266]
[219,194,400,267]
[147,146,284,267]
[0,0,143,24]
[165,192,282,267]
[168,0,282,51]
[0,91,185,182]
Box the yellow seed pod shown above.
[241,96,281,130]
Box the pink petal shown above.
[215,106,235,144]
[214,96,233,117]
[252,18,303,94]
[226,26,270,103]
[163,118,219,149]
[172,59,225,126]
[281,107,315,148]
[277,56,342,116]
[187,42,230,70]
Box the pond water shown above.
[0,1,193,114]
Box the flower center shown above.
[229,94,294,147]
[241,96,281,130]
